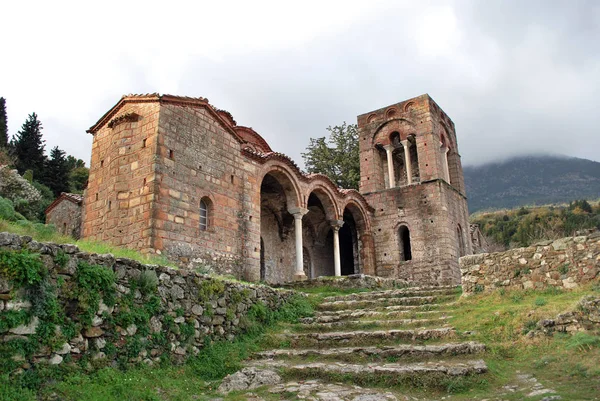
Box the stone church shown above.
[46,93,471,285]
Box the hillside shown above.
[464,155,600,213]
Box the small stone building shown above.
[45,193,83,239]
[52,93,471,285]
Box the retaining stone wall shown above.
[461,232,600,295]
[0,232,295,374]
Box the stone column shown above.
[442,146,450,183]
[289,207,309,281]
[401,140,412,185]
[331,220,344,277]
[383,145,395,188]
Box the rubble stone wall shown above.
[461,232,600,295]
[0,232,295,374]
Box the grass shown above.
[446,286,600,400]
[0,219,178,268]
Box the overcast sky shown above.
[1,0,599,167]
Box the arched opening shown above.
[259,171,298,283]
[304,192,335,277]
[457,224,466,257]
[340,209,358,275]
[260,237,265,281]
[199,197,212,231]
[408,135,420,183]
[399,225,412,262]
[303,246,312,278]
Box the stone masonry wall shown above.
[45,200,82,239]
[461,232,600,295]
[0,232,295,374]
[82,101,160,251]
[153,104,262,281]
[365,180,469,285]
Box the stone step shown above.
[247,359,488,384]
[276,327,456,347]
[295,317,452,332]
[321,286,461,303]
[254,341,486,361]
[313,302,456,320]
[317,295,455,311]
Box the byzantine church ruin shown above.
[46,93,471,285]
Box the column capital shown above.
[400,139,410,148]
[383,144,395,152]
[288,207,309,218]
[330,219,345,231]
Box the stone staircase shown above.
[220,285,488,400]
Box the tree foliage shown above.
[0,97,8,149]
[44,146,71,197]
[301,122,360,190]
[11,112,46,178]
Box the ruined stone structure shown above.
[48,93,471,285]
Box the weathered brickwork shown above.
[45,193,83,239]
[67,93,470,285]
[461,232,600,295]
[358,95,471,285]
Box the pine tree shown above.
[44,146,71,197]
[0,97,8,148]
[12,112,46,178]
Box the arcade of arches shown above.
[259,170,372,283]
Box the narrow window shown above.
[399,225,412,261]
[108,200,112,211]
[100,160,104,167]
[230,175,234,184]
[169,149,174,159]
[199,199,208,231]
[95,193,99,201]
[142,138,147,148]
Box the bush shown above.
[0,197,25,221]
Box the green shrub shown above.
[137,269,158,296]
[534,297,547,307]
[0,250,45,286]
[559,263,569,275]
[0,197,25,221]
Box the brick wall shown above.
[82,101,160,251]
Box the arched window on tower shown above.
[398,225,412,261]
[199,197,212,231]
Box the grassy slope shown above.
[0,219,178,268]
[2,284,599,400]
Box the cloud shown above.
[1,0,598,167]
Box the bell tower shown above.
[357,94,471,285]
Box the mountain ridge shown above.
[463,154,600,213]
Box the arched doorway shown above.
[304,192,335,277]
[260,237,265,281]
[340,209,358,275]
[259,171,299,283]
[399,225,412,261]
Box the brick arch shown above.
[340,197,371,233]
[258,161,303,211]
[304,181,341,221]
[371,118,416,146]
